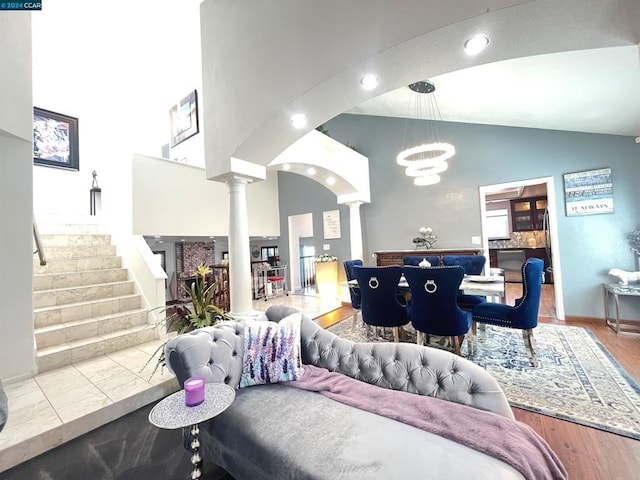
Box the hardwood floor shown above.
[314,299,640,480]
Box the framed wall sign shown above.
[33,107,79,171]
[323,210,341,239]
[169,90,199,147]
[563,167,613,216]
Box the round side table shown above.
[149,383,235,479]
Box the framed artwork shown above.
[323,210,341,239]
[563,167,613,216]
[169,89,199,147]
[33,107,79,170]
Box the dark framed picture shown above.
[169,89,199,147]
[563,167,613,216]
[33,107,79,171]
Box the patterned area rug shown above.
[328,319,640,440]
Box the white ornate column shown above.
[347,201,364,261]
[227,176,253,314]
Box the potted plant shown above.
[142,263,233,379]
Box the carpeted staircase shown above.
[33,221,157,373]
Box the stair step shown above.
[36,220,109,235]
[39,234,112,248]
[37,245,117,260]
[36,324,158,373]
[34,256,122,274]
[31,220,157,375]
[33,281,135,308]
[33,268,128,291]
[35,308,148,349]
[34,294,142,329]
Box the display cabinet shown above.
[511,196,547,231]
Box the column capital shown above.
[225,175,252,188]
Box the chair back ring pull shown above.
[424,280,437,294]
[368,277,380,289]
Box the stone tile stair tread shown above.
[33,279,134,294]
[40,246,117,255]
[33,293,141,313]
[32,270,129,291]
[39,233,112,241]
[33,257,123,273]
[36,252,118,262]
[36,325,156,356]
[34,308,148,333]
[34,267,128,278]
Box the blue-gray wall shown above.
[278,113,640,318]
[277,172,352,283]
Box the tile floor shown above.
[0,294,342,473]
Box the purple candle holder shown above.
[184,377,205,407]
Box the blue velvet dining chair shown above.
[403,255,441,267]
[343,259,363,327]
[402,265,472,355]
[471,258,544,367]
[353,265,409,342]
[443,255,487,311]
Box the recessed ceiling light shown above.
[464,35,490,55]
[154,235,161,239]
[326,176,336,186]
[181,239,185,242]
[291,114,307,129]
[306,167,316,176]
[360,73,379,90]
[281,163,291,171]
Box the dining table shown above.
[348,274,506,304]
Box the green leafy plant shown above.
[142,263,233,379]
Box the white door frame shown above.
[287,213,314,292]
[479,176,564,320]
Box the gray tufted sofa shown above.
[165,305,524,480]
[0,379,7,433]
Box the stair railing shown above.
[32,214,47,266]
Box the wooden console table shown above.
[374,248,483,267]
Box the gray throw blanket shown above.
[285,365,567,480]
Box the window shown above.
[152,251,166,271]
[486,208,510,239]
[261,246,279,264]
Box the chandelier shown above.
[396,80,455,186]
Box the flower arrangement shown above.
[142,263,233,379]
[314,254,338,263]
[413,226,438,249]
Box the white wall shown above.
[31,0,205,217]
[0,13,36,380]
[131,154,280,237]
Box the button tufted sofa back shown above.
[165,321,246,388]
[0,379,7,433]
[165,305,514,419]
[300,316,513,419]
